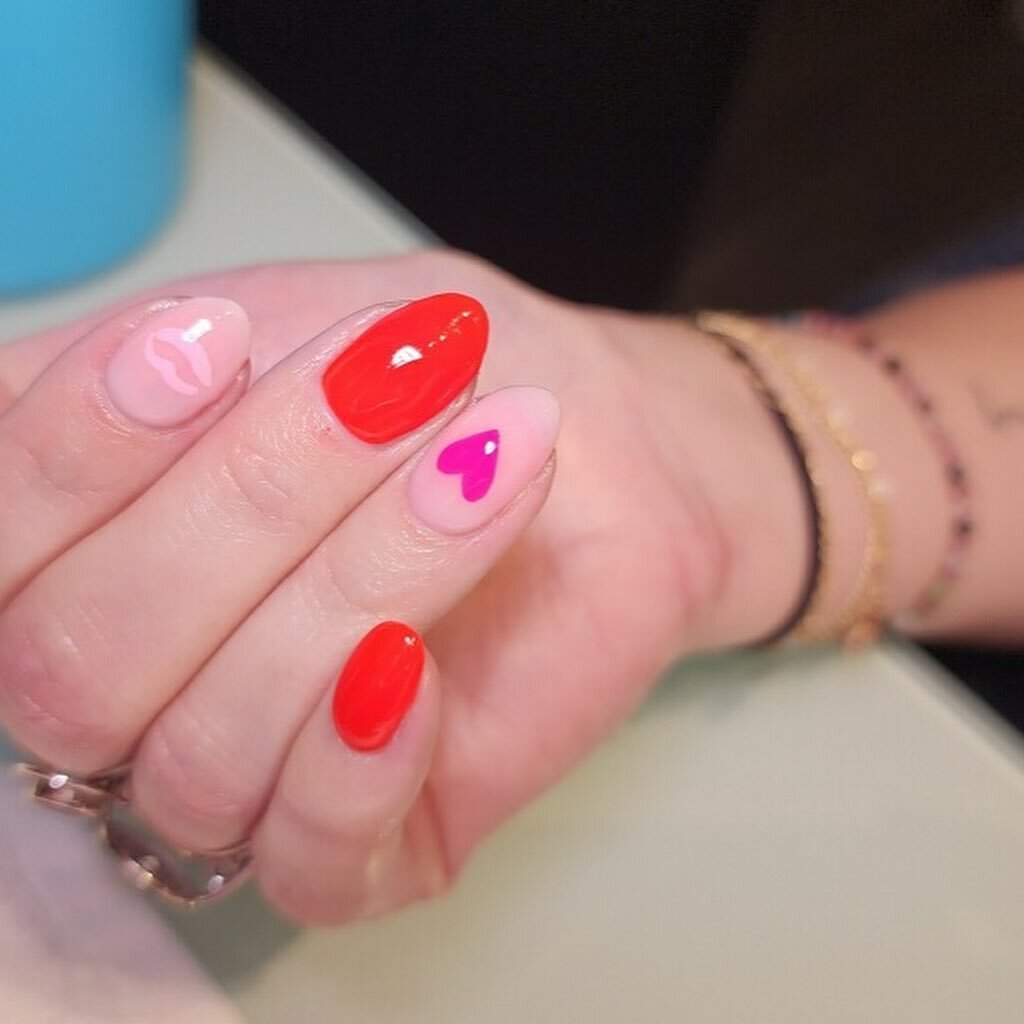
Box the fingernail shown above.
[321,292,488,444]
[106,297,251,427]
[332,622,425,751]
[408,385,560,535]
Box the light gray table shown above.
[2,54,1023,1024]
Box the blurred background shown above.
[201,0,1024,313]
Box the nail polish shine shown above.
[321,293,488,444]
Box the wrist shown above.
[609,310,950,655]
[765,319,948,632]
[686,314,948,647]
[602,311,812,653]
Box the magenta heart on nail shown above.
[437,429,500,502]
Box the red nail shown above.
[322,293,488,444]
[332,622,425,751]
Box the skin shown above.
[1,251,1021,924]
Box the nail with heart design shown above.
[408,385,560,535]
[437,429,500,501]
[106,297,251,428]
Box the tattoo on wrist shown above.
[971,383,1024,429]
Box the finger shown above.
[131,385,558,850]
[0,293,487,771]
[0,296,251,604]
[0,307,121,411]
[254,626,443,925]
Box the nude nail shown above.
[407,385,560,535]
[105,297,251,427]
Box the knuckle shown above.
[276,773,390,854]
[257,801,456,927]
[136,711,260,840]
[215,432,308,533]
[1,396,131,508]
[302,546,381,625]
[403,249,509,296]
[411,247,497,280]
[2,426,91,508]
[400,249,553,332]
[0,603,120,759]
[258,868,346,926]
[255,827,388,926]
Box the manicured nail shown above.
[332,622,425,751]
[321,293,488,444]
[106,297,251,428]
[408,385,559,535]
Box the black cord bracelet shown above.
[692,320,824,647]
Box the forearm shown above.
[858,269,1024,642]
[626,268,1024,652]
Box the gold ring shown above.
[13,761,252,907]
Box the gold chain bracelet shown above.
[696,311,889,649]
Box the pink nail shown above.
[408,385,559,535]
[105,297,251,427]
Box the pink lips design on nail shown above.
[436,429,500,502]
[143,320,215,397]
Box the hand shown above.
[0,252,802,923]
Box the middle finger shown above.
[0,293,487,770]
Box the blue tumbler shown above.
[0,1,192,294]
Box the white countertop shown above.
[2,52,1022,1024]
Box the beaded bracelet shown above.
[692,320,825,646]
[698,311,890,650]
[793,311,971,617]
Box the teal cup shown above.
[0,1,192,294]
